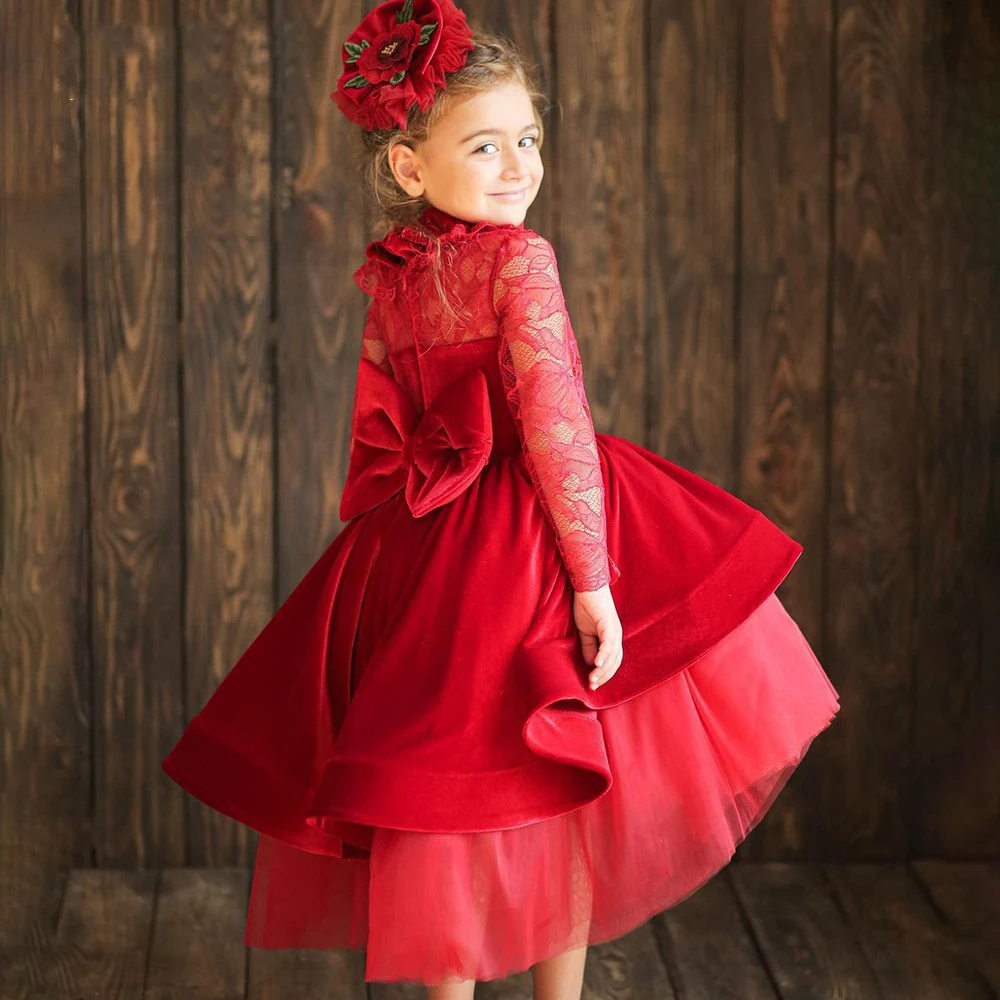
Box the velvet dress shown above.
[161,203,841,986]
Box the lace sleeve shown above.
[346,297,392,455]
[492,232,618,592]
[360,297,392,373]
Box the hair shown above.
[351,27,551,324]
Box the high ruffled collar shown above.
[354,205,525,299]
[389,204,524,260]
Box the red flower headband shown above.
[331,0,475,132]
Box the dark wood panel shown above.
[583,923,677,999]
[145,869,249,998]
[647,0,737,479]
[556,0,645,442]
[825,863,992,998]
[826,0,921,857]
[4,863,1000,995]
[0,0,90,945]
[249,943,366,999]
[913,860,1000,993]
[911,0,1000,857]
[0,871,156,997]
[273,0,365,597]
[179,0,274,866]
[730,862,880,997]
[736,0,834,859]
[651,875,776,999]
[83,1,184,870]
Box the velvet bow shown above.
[339,358,494,521]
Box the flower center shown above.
[380,38,401,58]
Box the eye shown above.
[473,135,539,155]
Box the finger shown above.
[590,643,623,687]
[593,634,612,668]
[594,632,618,669]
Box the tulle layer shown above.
[244,592,840,985]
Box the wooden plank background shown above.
[2,0,997,941]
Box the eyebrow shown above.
[459,124,539,143]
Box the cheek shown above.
[456,159,493,187]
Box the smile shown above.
[490,189,528,201]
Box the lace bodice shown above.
[350,206,617,592]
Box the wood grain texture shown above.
[145,868,249,999]
[826,0,921,857]
[582,922,677,999]
[0,0,90,945]
[650,874,775,999]
[647,0,737,480]
[179,0,273,866]
[730,862,880,997]
[83,2,184,871]
[273,0,366,598]
[556,0,645,442]
[249,944,366,999]
[914,860,1000,993]
[0,870,156,997]
[736,0,833,860]
[911,0,1000,858]
[825,862,993,998]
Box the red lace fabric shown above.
[352,207,617,591]
[360,294,392,373]
[491,232,615,592]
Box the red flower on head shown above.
[331,0,475,132]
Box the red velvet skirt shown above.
[163,433,840,985]
[244,589,838,984]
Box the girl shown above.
[162,2,841,997]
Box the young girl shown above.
[162,2,841,996]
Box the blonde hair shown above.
[351,27,550,322]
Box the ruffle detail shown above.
[353,205,524,300]
[244,592,840,985]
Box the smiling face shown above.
[388,80,544,226]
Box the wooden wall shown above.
[2,0,998,939]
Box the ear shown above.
[388,143,425,197]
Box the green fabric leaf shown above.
[396,0,414,24]
[343,74,371,90]
[419,22,437,45]
[344,40,368,64]
[389,70,406,84]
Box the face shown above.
[388,81,543,226]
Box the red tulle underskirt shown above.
[243,592,839,985]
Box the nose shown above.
[501,144,530,180]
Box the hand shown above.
[572,584,624,691]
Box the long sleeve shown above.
[342,297,394,521]
[491,232,618,592]
[360,296,392,374]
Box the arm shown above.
[360,296,392,374]
[341,297,394,523]
[492,233,618,592]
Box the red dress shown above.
[161,204,840,986]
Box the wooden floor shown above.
[1,861,997,999]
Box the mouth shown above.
[490,188,529,200]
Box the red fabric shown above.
[161,204,840,984]
[244,594,838,985]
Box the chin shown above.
[489,200,532,223]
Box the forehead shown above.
[435,82,535,136]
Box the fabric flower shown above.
[331,0,475,132]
